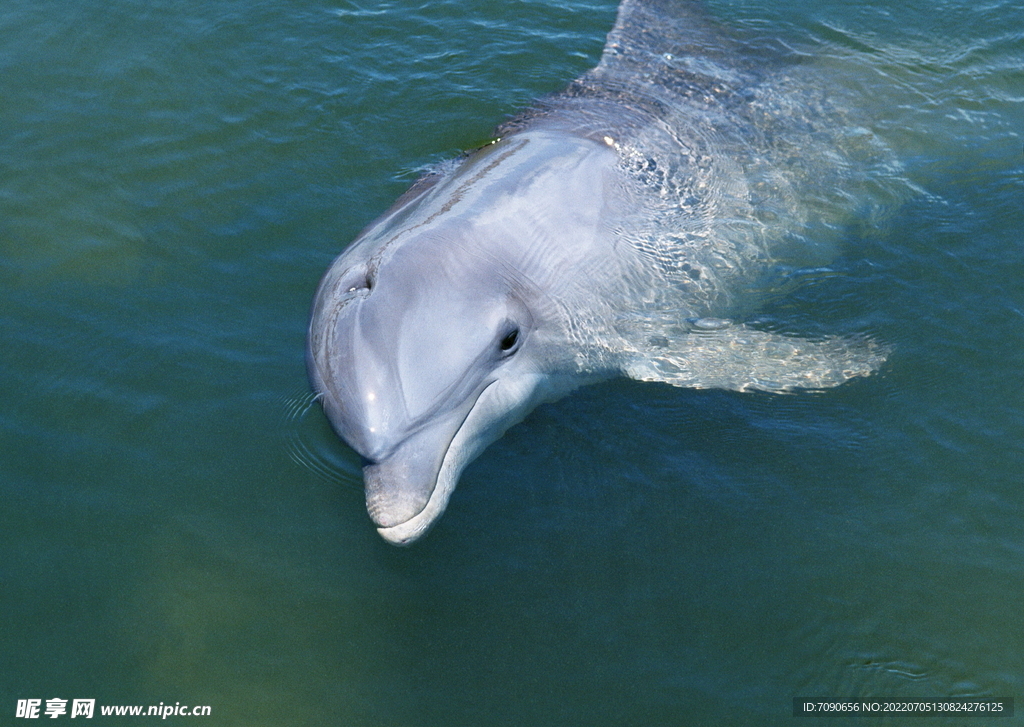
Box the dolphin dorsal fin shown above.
[596,0,740,73]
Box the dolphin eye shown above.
[499,327,520,354]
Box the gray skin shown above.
[307,0,896,545]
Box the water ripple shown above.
[278,387,361,492]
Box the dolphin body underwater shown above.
[308,0,899,545]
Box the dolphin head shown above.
[308,130,623,544]
[308,228,554,545]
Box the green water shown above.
[2,0,1022,724]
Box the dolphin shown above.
[307,0,898,545]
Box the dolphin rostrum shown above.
[307,0,899,545]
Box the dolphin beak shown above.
[358,404,471,546]
[363,452,455,546]
[358,380,501,546]
[369,475,450,546]
[363,453,440,529]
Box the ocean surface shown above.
[2,0,1022,724]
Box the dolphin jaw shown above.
[360,380,500,544]
[373,372,574,546]
[363,459,433,529]
[374,468,456,546]
[370,377,508,546]
[359,412,459,534]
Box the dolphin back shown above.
[491,0,907,393]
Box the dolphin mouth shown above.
[363,459,435,529]
[374,489,451,546]
[361,382,496,546]
[362,435,458,547]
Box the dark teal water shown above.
[2,0,1022,724]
